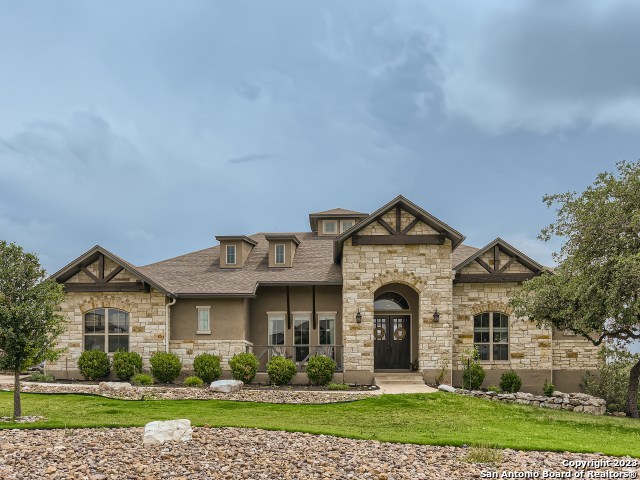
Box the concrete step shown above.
[374,374,425,386]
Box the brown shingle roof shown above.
[138,232,342,296]
[452,244,480,269]
[309,208,368,216]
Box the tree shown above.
[510,161,640,417]
[0,241,66,417]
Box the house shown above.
[49,195,599,392]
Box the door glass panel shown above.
[392,318,406,340]
[374,317,386,340]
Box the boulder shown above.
[143,419,192,445]
[98,382,132,390]
[210,380,243,393]
[437,384,456,393]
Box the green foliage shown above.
[462,445,503,465]
[0,240,66,416]
[131,373,154,386]
[26,372,55,383]
[112,350,143,381]
[461,347,485,390]
[266,355,297,386]
[77,350,110,380]
[435,360,448,386]
[327,382,350,391]
[305,355,336,386]
[487,385,501,393]
[193,353,222,384]
[149,352,182,383]
[499,370,522,393]
[584,346,639,413]
[543,379,555,397]
[229,352,259,384]
[509,161,640,416]
[184,376,204,387]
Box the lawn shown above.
[1,391,639,457]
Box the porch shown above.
[248,345,344,372]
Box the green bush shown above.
[462,362,485,390]
[584,346,639,413]
[149,352,183,383]
[543,379,555,397]
[306,355,336,386]
[499,370,522,393]
[112,350,143,381]
[229,352,259,384]
[327,382,350,391]
[184,376,204,387]
[266,356,297,386]
[193,353,222,384]
[77,350,110,380]
[131,373,154,386]
[487,385,500,393]
[26,372,56,383]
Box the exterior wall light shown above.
[433,309,440,322]
[356,309,362,323]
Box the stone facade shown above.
[341,208,454,381]
[169,340,252,369]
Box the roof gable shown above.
[453,237,545,273]
[334,195,465,261]
[51,245,174,297]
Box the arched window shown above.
[473,312,509,361]
[84,308,129,352]
[374,292,409,311]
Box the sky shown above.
[1,1,639,274]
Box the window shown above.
[197,306,211,334]
[84,308,129,352]
[226,244,236,265]
[275,244,285,264]
[318,314,335,345]
[293,313,310,362]
[322,220,337,234]
[474,312,509,361]
[340,219,354,233]
[268,313,285,346]
[374,292,409,310]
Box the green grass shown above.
[1,391,639,456]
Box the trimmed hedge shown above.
[149,352,183,383]
[266,356,297,386]
[77,350,110,381]
[131,373,154,386]
[112,350,143,381]
[193,353,222,384]
[499,370,522,393]
[184,376,204,387]
[306,355,336,386]
[229,352,259,384]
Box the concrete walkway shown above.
[373,373,439,394]
[376,383,438,394]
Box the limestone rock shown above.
[209,380,243,393]
[98,382,132,391]
[438,384,456,393]
[143,419,192,445]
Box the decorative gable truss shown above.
[453,238,546,284]
[52,245,174,296]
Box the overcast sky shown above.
[1,1,639,274]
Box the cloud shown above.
[228,153,274,164]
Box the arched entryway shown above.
[373,284,419,371]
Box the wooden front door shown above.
[373,314,411,370]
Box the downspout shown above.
[165,297,177,353]
[550,326,554,385]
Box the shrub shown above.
[149,352,182,383]
[193,353,222,384]
[306,355,336,386]
[77,350,110,380]
[462,445,503,465]
[499,370,522,393]
[131,373,154,386]
[112,350,143,381]
[266,356,297,386]
[26,372,55,383]
[229,352,259,384]
[184,376,204,387]
[584,346,639,413]
[462,363,485,390]
[328,382,350,391]
[543,379,555,397]
[487,385,500,393]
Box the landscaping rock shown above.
[438,384,456,393]
[209,379,244,393]
[143,419,192,445]
[98,382,132,391]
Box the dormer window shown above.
[275,244,285,265]
[226,245,236,265]
[340,219,354,233]
[323,220,337,235]
[265,234,300,267]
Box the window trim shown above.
[340,219,354,233]
[268,312,286,346]
[83,307,130,353]
[322,220,338,234]
[226,244,237,265]
[274,243,286,265]
[196,306,211,335]
[473,311,509,362]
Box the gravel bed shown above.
[0,383,374,404]
[0,427,637,479]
